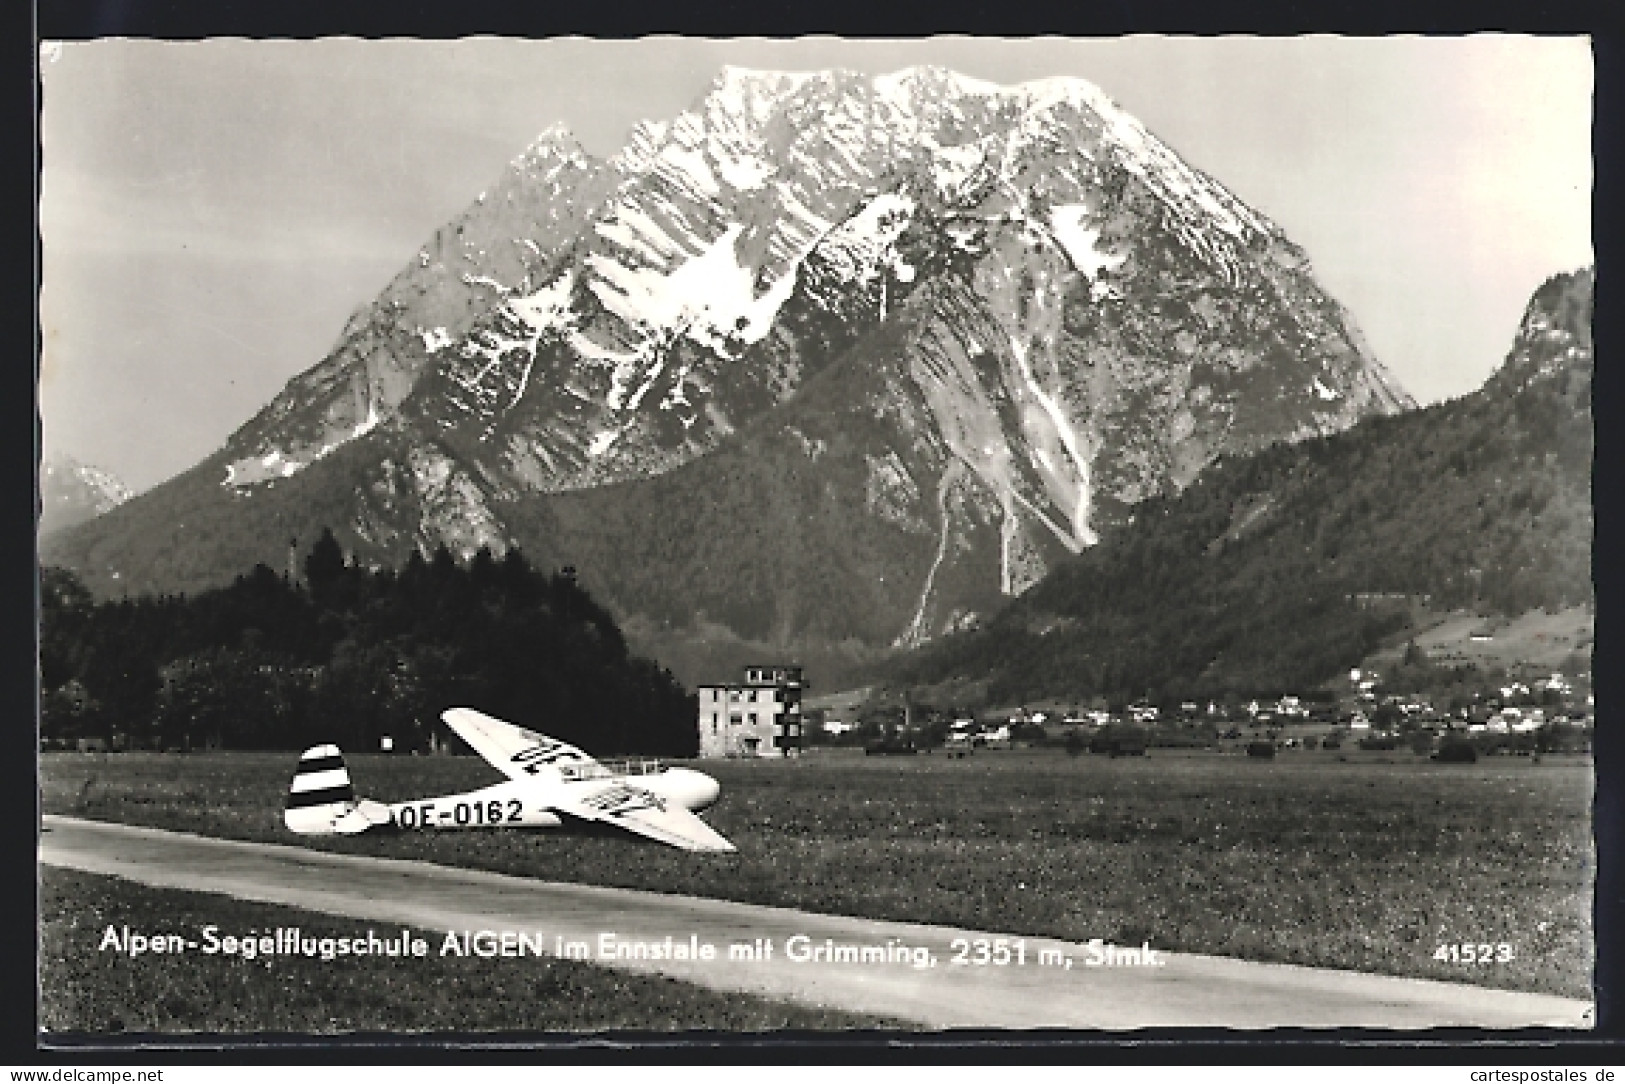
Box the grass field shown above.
[1362,605,1593,673]
[40,867,902,1034]
[40,747,1595,999]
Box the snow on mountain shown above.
[219,125,616,489]
[48,65,1415,660]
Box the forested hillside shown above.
[40,533,697,755]
[887,268,1593,703]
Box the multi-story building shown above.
[697,665,806,758]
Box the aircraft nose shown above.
[672,768,721,811]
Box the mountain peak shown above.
[873,64,1001,97]
[512,122,590,167]
[861,66,1116,114]
[46,63,1416,663]
[714,64,820,89]
[1487,265,1594,395]
[697,64,1116,123]
[40,454,133,539]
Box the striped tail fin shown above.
[284,744,356,835]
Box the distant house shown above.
[697,665,806,758]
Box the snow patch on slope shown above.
[928,142,989,200]
[508,271,576,333]
[451,271,578,425]
[223,402,382,488]
[714,152,774,191]
[1048,205,1127,281]
[586,223,798,360]
[816,193,918,310]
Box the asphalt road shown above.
[40,815,1591,1030]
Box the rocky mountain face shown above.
[39,455,132,539]
[44,66,1411,679]
[1483,268,1594,399]
[887,267,1593,704]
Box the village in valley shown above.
[795,670,1594,762]
[778,608,1596,762]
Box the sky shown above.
[38,35,1594,494]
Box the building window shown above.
[747,690,757,702]
[749,713,758,725]
[729,714,741,725]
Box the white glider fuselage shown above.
[285,708,734,852]
[383,766,721,832]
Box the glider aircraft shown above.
[284,707,734,851]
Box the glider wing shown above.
[441,707,598,783]
[552,781,736,852]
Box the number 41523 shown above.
[1434,942,1514,963]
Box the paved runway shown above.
[40,815,1591,1030]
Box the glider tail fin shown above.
[284,744,357,835]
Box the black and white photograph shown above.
[35,33,1596,1039]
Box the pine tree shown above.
[303,528,346,606]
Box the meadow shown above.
[40,867,901,1034]
[40,747,1595,999]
